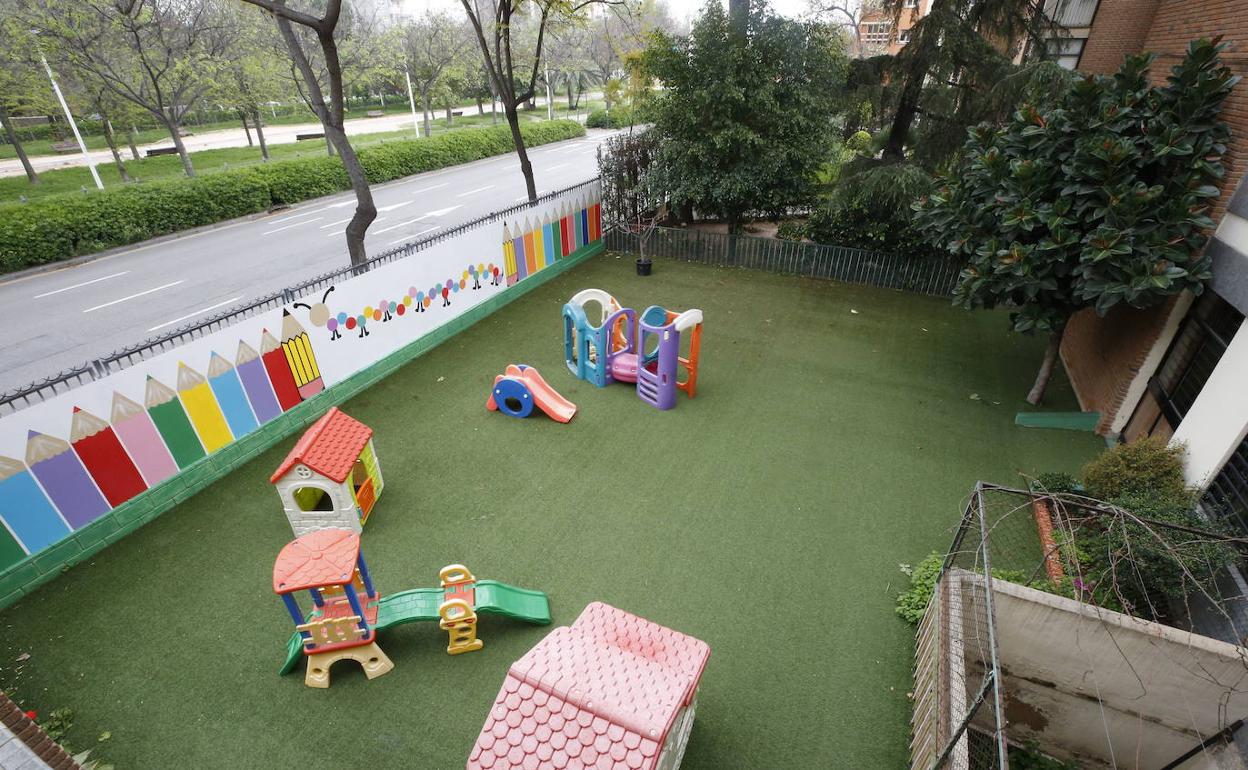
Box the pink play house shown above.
[467,602,710,770]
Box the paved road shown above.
[0,129,619,394]
[0,94,596,177]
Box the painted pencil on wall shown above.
[111,392,178,487]
[260,329,302,411]
[279,310,325,400]
[70,406,147,507]
[145,376,205,470]
[25,430,109,530]
[235,341,282,424]
[207,352,259,438]
[0,456,70,555]
[176,363,233,454]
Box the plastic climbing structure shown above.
[273,529,551,687]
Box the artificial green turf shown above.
[0,255,1103,768]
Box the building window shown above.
[1124,292,1245,442]
[862,22,892,46]
[903,0,918,6]
[1207,438,1248,538]
[1045,37,1086,70]
[899,29,912,43]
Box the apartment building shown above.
[1056,0,1248,528]
[856,0,930,57]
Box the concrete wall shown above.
[954,572,1248,768]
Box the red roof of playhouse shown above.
[467,601,710,770]
[270,407,373,484]
[272,529,361,593]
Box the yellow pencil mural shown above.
[176,362,233,453]
[532,215,546,270]
[280,309,325,399]
[502,222,518,286]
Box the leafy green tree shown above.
[401,11,470,138]
[0,17,49,184]
[642,0,846,232]
[916,40,1238,404]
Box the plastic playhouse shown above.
[467,601,710,770]
[273,528,551,688]
[270,407,383,536]
[487,365,577,423]
[563,289,703,410]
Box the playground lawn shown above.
[0,255,1103,768]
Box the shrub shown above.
[845,130,872,155]
[1032,471,1078,494]
[586,109,611,128]
[896,552,944,624]
[1082,437,1189,507]
[805,162,936,255]
[775,220,806,241]
[586,108,636,129]
[0,121,585,273]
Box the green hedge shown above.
[0,120,585,273]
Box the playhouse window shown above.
[351,460,368,492]
[292,485,334,512]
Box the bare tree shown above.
[460,0,626,202]
[240,0,375,267]
[806,0,882,58]
[27,0,235,178]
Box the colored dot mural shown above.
[346,316,357,330]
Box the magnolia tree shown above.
[915,39,1238,405]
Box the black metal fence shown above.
[605,226,963,297]
[0,178,601,416]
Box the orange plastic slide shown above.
[517,366,577,423]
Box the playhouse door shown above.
[351,460,376,524]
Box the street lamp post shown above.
[403,63,420,137]
[545,65,554,121]
[37,49,103,191]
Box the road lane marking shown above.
[326,217,386,237]
[410,183,448,194]
[514,192,546,202]
[319,217,352,229]
[388,226,439,245]
[83,280,184,313]
[263,217,322,235]
[147,295,245,331]
[33,271,129,299]
[268,209,322,224]
[456,185,495,197]
[425,205,461,217]
[547,163,569,170]
[378,201,414,212]
[371,205,461,234]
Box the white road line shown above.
[371,205,461,234]
[263,217,322,235]
[147,295,244,331]
[378,201,414,212]
[33,271,129,299]
[456,185,495,197]
[268,209,322,224]
[410,183,449,194]
[319,217,352,229]
[425,205,461,217]
[326,217,385,237]
[83,280,184,313]
[388,226,439,245]
[547,163,569,170]
[514,192,547,202]
[328,200,355,208]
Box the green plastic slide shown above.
[278,582,551,675]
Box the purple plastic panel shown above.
[637,313,679,410]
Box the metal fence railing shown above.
[605,226,962,297]
[0,178,601,416]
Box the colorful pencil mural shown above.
[0,184,602,572]
[177,363,233,453]
[70,406,147,507]
[235,341,281,423]
[26,430,109,530]
[260,329,303,411]
[0,456,69,554]
[111,392,178,487]
[145,376,205,469]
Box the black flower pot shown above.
[636,258,653,276]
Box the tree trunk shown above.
[325,123,376,268]
[101,117,130,183]
[504,101,537,202]
[421,93,432,138]
[164,119,195,177]
[476,98,484,114]
[1026,328,1065,406]
[239,110,254,147]
[251,108,269,161]
[0,103,38,184]
[445,105,453,126]
[567,80,574,110]
[128,126,141,160]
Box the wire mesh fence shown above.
[604,226,963,297]
[915,483,1248,769]
[0,178,601,417]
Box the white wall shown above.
[1171,317,1248,486]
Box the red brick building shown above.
[1057,1,1248,513]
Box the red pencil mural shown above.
[69,406,147,507]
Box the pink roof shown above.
[467,602,710,770]
[271,529,360,594]
[270,407,373,484]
